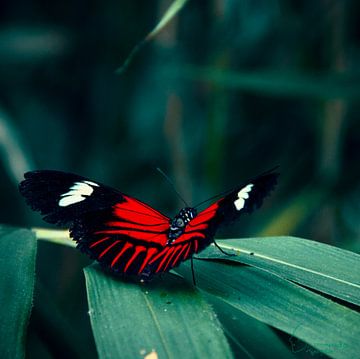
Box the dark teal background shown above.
[0,1,359,357]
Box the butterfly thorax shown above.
[167,207,197,245]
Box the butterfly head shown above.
[167,207,197,244]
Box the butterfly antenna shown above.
[194,166,280,209]
[156,168,189,207]
[194,192,229,209]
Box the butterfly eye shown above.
[176,218,184,227]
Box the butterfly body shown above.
[168,207,197,244]
[19,169,278,278]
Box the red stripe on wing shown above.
[124,245,147,272]
[106,220,169,232]
[89,236,110,248]
[194,239,198,253]
[99,240,120,259]
[186,223,208,231]
[137,247,159,274]
[183,243,192,259]
[94,229,168,245]
[113,208,167,225]
[111,242,133,268]
[174,232,206,244]
[162,246,182,272]
[171,244,189,267]
[133,238,201,274]
[155,247,176,273]
[189,202,219,226]
[147,243,192,274]
[149,247,169,265]
[114,195,168,221]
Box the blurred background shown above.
[0,0,359,357]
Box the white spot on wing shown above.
[83,180,99,187]
[58,181,99,207]
[234,184,254,211]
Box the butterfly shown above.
[19,169,278,279]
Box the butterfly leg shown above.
[213,240,236,256]
[140,265,155,282]
[191,256,197,286]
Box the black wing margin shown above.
[19,170,123,226]
[210,169,279,227]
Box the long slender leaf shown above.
[0,226,37,359]
[116,0,189,74]
[205,294,294,359]
[199,237,360,305]
[174,66,360,99]
[177,260,360,359]
[84,265,233,359]
[33,228,75,248]
[145,0,189,41]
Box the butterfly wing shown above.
[173,170,279,252]
[19,170,172,275]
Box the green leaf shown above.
[145,0,189,41]
[116,0,189,74]
[0,226,37,359]
[177,261,360,359]
[84,265,233,359]
[205,294,294,359]
[200,237,360,305]
[174,66,360,99]
[33,228,75,248]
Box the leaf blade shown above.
[174,66,360,99]
[177,260,360,359]
[116,0,189,74]
[205,294,294,359]
[0,226,37,359]
[200,237,360,305]
[84,265,233,359]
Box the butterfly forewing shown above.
[215,170,279,223]
[20,171,173,275]
[19,170,122,225]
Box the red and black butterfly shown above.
[19,169,278,279]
